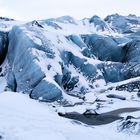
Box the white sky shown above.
[0,0,140,21]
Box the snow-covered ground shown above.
[0,77,6,93]
[0,75,140,140]
[0,91,139,140]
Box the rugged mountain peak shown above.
[105,14,140,33]
[0,17,14,21]
[47,15,78,25]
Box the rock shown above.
[118,116,140,135]
[116,81,140,92]
[137,91,140,97]
[63,76,79,92]
[0,31,8,65]
[0,17,14,21]
[83,109,99,115]
[31,20,44,28]
[106,94,126,100]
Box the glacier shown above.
[3,15,140,101]
[0,14,140,139]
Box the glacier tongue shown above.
[0,14,139,102]
[6,23,107,101]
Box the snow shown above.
[26,33,42,46]
[0,77,6,92]
[40,17,120,36]
[92,76,140,94]
[32,48,62,76]
[0,20,26,32]
[84,92,97,103]
[0,92,139,140]
[120,111,140,118]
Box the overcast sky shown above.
[0,0,140,21]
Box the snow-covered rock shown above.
[89,15,114,33]
[105,14,140,33]
[0,31,8,65]
[118,116,140,135]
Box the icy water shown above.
[59,107,140,125]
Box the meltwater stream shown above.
[59,107,140,125]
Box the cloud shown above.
[0,8,15,18]
[0,0,140,20]
[0,8,7,16]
